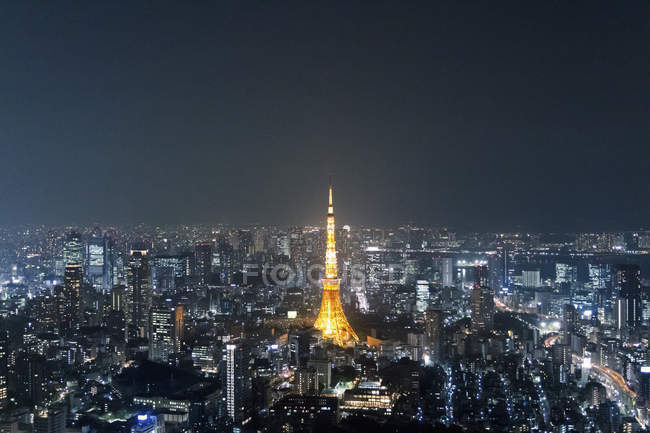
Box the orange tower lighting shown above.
[313,185,359,346]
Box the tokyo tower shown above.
[313,185,359,346]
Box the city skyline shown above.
[0,2,648,433]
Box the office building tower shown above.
[415,280,430,313]
[307,359,332,391]
[86,228,105,291]
[112,285,126,312]
[488,247,508,290]
[614,264,642,329]
[152,254,190,290]
[563,304,578,346]
[237,229,253,256]
[313,186,359,346]
[15,354,47,405]
[62,263,82,330]
[521,269,542,288]
[552,344,572,385]
[34,406,65,433]
[173,305,184,352]
[149,306,173,363]
[214,237,234,284]
[588,263,612,290]
[63,230,83,267]
[425,309,444,362]
[294,368,316,395]
[289,333,311,368]
[276,233,290,258]
[127,249,152,337]
[470,266,494,334]
[441,257,454,287]
[555,263,577,285]
[225,343,252,424]
[194,241,213,285]
[253,229,265,254]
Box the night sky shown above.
[0,1,647,230]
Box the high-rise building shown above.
[63,231,83,267]
[253,229,265,254]
[313,186,359,347]
[614,264,642,329]
[112,285,126,312]
[194,241,212,285]
[214,237,233,284]
[424,309,444,362]
[415,280,430,313]
[276,233,290,258]
[470,266,494,334]
[85,229,114,292]
[441,257,454,287]
[552,344,572,385]
[86,228,105,290]
[173,305,184,352]
[588,263,611,290]
[562,304,577,346]
[62,263,82,330]
[307,359,332,391]
[149,306,173,363]
[152,254,190,290]
[294,368,316,395]
[225,343,252,424]
[127,249,152,337]
[555,263,577,285]
[15,354,47,405]
[34,406,65,433]
[521,269,542,288]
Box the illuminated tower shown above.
[313,186,359,346]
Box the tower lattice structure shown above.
[313,186,359,346]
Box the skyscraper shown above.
[63,230,83,267]
[470,265,494,334]
[194,241,213,285]
[424,309,444,362]
[34,406,66,433]
[149,306,173,363]
[62,263,82,330]
[173,305,184,352]
[441,257,454,288]
[521,269,542,288]
[225,343,252,424]
[614,264,642,329]
[555,263,577,285]
[313,186,359,347]
[562,304,577,347]
[86,228,106,291]
[127,249,152,338]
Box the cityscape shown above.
[0,2,648,433]
[0,188,649,433]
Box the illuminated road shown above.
[494,298,558,320]
[573,354,637,399]
[543,334,559,348]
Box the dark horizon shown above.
[0,1,647,230]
